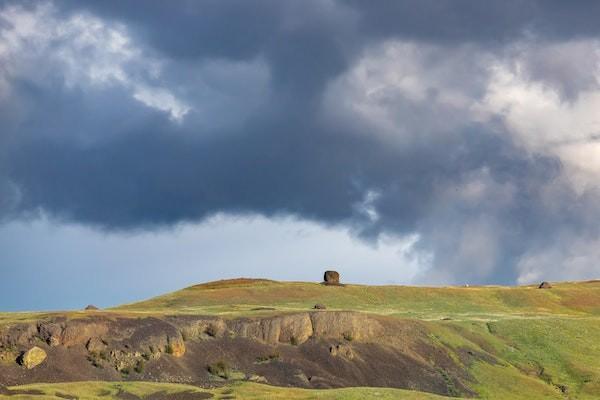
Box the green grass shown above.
[419,316,600,399]
[1,381,458,400]
[1,381,209,399]
[111,279,600,319]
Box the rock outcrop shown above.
[19,346,46,369]
[230,313,313,345]
[538,281,552,289]
[310,311,382,341]
[85,305,99,311]
[0,312,478,397]
[323,270,340,285]
[329,343,354,359]
[38,319,110,347]
[3,311,385,357]
[86,337,107,353]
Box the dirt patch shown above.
[115,388,142,400]
[55,392,78,399]
[456,347,498,367]
[115,389,213,400]
[0,385,45,396]
[146,390,213,399]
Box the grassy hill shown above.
[116,278,600,318]
[2,279,600,399]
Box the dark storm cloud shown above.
[3,0,600,284]
[350,0,600,42]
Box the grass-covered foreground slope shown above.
[1,381,452,400]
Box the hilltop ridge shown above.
[115,278,600,319]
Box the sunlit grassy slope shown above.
[1,381,451,400]
[115,278,600,318]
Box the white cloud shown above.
[326,38,600,195]
[0,2,189,121]
[481,46,600,192]
[516,237,600,284]
[323,41,488,146]
[353,189,380,223]
[133,86,190,122]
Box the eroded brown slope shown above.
[0,311,485,397]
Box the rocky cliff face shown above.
[0,312,484,397]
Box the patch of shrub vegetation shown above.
[486,322,497,334]
[86,351,107,368]
[0,344,18,364]
[134,360,145,373]
[290,336,298,346]
[208,360,230,379]
[342,332,354,341]
[255,352,280,364]
[554,383,569,394]
[438,368,460,397]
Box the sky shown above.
[2,1,600,311]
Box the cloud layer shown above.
[2,0,600,286]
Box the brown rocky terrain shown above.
[0,311,485,397]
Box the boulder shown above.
[323,270,340,285]
[313,304,326,310]
[85,305,99,311]
[19,346,47,369]
[86,337,107,353]
[538,281,552,289]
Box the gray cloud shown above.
[3,0,600,286]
